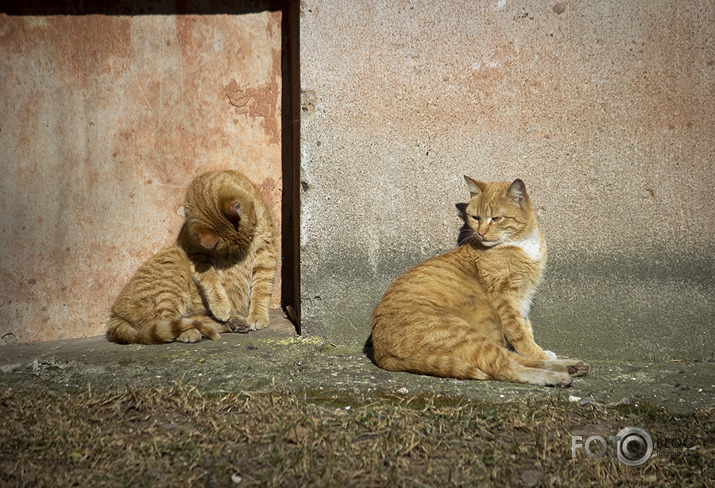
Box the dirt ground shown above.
[1,312,713,486]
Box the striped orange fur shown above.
[371,177,588,386]
[107,170,278,344]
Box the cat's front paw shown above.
[519,347,556,361]
[210,303,232,323]
[247,313,270,331]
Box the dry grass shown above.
[0,382,712,487]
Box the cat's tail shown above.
[106,315,220,345]
[376,354,491,381]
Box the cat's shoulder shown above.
[141,243,191,270]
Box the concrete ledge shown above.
[1,327,712,414]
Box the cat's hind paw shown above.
[566,360,589,377]
[176,328,203,343]
[228,315,251,334]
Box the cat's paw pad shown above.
[176,328,202,343]
[246,312,270,331]
[228,316,251,334]
[566,361,589,377]
[542,350,558,361]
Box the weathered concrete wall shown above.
[299,1,714,360]
[0,9,284,343]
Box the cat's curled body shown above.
[107,170,277,344]
[370,177,589,386]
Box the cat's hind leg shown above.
[512,354,589,377]
[376,354,491,381]
[106,315,217,344]
[374,324,571,386]
[106,315,142,345]
[467,342,573,387]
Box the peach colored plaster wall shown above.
[0,12,283,344]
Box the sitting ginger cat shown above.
[107,170,277,344]
[371,177,588,386]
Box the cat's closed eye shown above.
[492,216,503,222]
[470,215,481,222]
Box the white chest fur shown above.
[519,289,536,318]
[508,230,544,262]
[504,229,544,318]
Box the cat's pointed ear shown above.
[507,179,527,204]
[197,229,219,249]
[464,175,486,198]
[222,200,242,229]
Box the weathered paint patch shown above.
[0,11,283,343]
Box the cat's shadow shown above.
[363,334,376,364]
[362,202,472,362]
[455,202,472,246]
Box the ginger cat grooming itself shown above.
[107,170,277,344]
[371,177,588,386]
